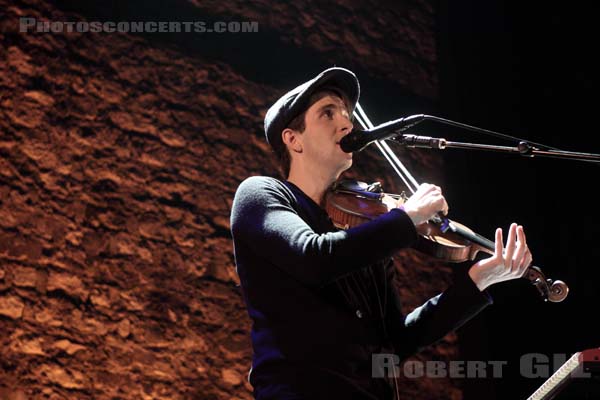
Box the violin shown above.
[325,179,569,303]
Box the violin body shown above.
[325,179,569,302]
[325,179,487,263]
[325,180,389,230]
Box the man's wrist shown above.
[401,206,420,226]
[468,266,488,292]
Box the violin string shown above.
[382,193,404,199]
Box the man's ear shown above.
[281,128,303,153]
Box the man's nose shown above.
[339,114,353,133]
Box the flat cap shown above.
[264,67,360,151]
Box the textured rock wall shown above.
[1,0,460,399]
[184,0,439,99]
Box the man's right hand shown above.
[400,183,449,226]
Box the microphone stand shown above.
[352,105,572,305]
[397,134,600,163]
[391,114,600,163]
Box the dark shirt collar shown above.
[283,180,328,212]
[283,180,335,232]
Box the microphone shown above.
[340,114,425,153]
[398,134,447,149]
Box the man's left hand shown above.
[468,223,533,291]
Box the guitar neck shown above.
[527,348,600,400]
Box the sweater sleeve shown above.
[384,261,493,360]
[230,176,418,287]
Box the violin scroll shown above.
[325,179,570,303]
[526,266,569,303]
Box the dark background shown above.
[436,1,598,398]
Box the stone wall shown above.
[0,0,461,399]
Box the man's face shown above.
[296,94,354,176]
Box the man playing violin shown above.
[230,67,532,399]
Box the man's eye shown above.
[323,109,333,119]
